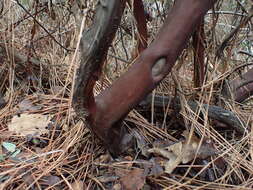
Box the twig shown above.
[216,7,253,58]
[238,50,253,57]
[207,11,247,17]
[15,0,71,52]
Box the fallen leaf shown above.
[148,147,177,161]
[148,147,178,173]
[148,131,216,173]
[41,175,61,187]
[8,113,51,136]
[70,180,86,190]
[134,131,150,157]
[11,149,21,158]
[120,168,146,190]
[115,168,130,178]
[97,175,119,183]
[17,99,41,112]
[2,142,16,152]
[146,158,164,177]
[2,141,21,159]
[164,156,181,174]
[113,183,122,190]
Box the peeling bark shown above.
[73,0,127,154]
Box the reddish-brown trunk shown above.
[90,0,216,154]
[192,18,206,88]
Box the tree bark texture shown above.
[73,0,127,153]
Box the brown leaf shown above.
[113,183,122,190]
[120,168,146,190]
[148,158,164,177]
[97,175,119,183]
[8,113,52,136]
[148,131,216,173]
[41,175,61,186]
[134,131,150,157]
[70,180,86,190]
[114,157,134,178]
[115,168,130,178]
[17,99,41,112]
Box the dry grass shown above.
[0,0,252,189]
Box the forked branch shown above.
[73,0,216,155]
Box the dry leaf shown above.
[115,168,131,178]
[41,175,61,187]
[70,180,85,190]
[147,158,164,177]
[148,147,178,173]
[134,131,150,157]
[17,99,40,112]
[8,113,51,136]
[120,168,146,190]
[97,175,119,183]
[164,156,181,174]
[148,131,216,173]
[148,147,177,161]
[113,183,122,190]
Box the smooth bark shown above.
[91,0,216,154]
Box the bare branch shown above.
[140,94,246,134]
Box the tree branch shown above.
[91,0,216,154]
[140,94,246,134]
[72,0,127,154]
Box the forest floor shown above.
[0,1,253,189]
